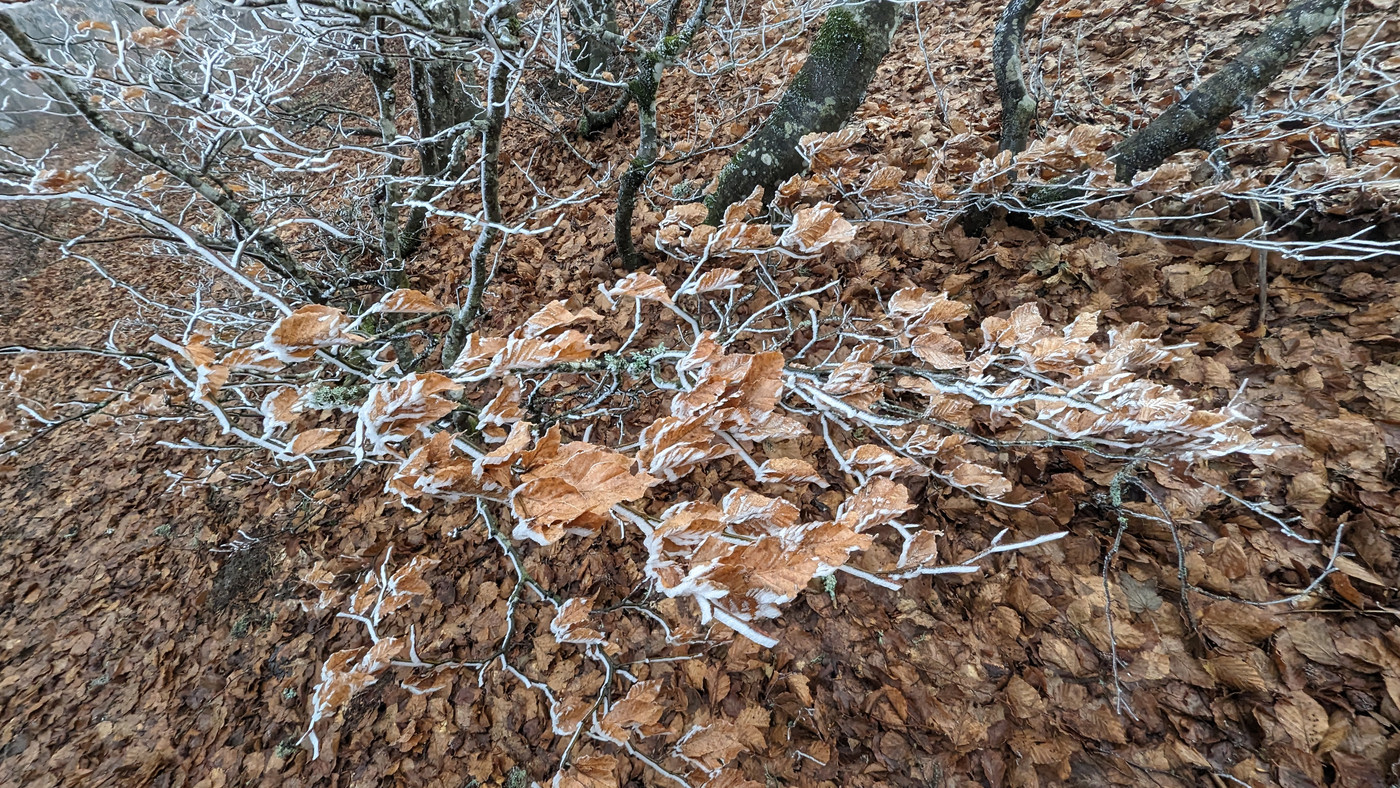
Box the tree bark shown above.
[613,0,712,269]
[703,1,903,226]
[409,58,483,181]
[1112,0,1344,181]
[442,58,508,367]
[570,0,621,76]
[993,0,1043,154]
[360,38,406,278]
[401,56,482,258]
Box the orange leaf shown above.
[287,427,342,456]
[596,679,665,744]
[777,202,855,253]
[375,288,441,314]
[263,304,366,362]
[602,271,673,306]
[550,597,605,645]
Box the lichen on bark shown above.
[993,0,1044,154]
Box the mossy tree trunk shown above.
[703,1,903,225]
[993,0,1043,154]
[1112,0,1344,181]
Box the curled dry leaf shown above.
[637,414,735,483]
[551,754,618,788]
[177,337,230,401]
[595,678,666,744]
[683,267,744,295]
[285,427,342,456]
[548,695,594,737]
[225,347,284,372]
[510,440,658,545]
[447,332,507,378]
[722,185,766,225]
[778,202,856,254]
[303,636,404,758]
[550,597,605,645]
[797,126,866,172]
[473,420,534,491]
[130,25,182,49]
[677,719,755,775]
[642,347,806,482]
[601,271,673,307]
[677,331,725,373]
[847,444,928,477]
[302,563,342,612]
[982,303,1045,348]
[820,356,882,409]
[489,331,600,376]
[355,372,462,456]
[520,300,603,338]
[387,431,481,505]
[755,457,828,487]
[378,555,439,618]
[262,304,367,362]
[889,287,971,330]
[478,374,524,434]
[864,164,905,191]
[645,489,870,646]
[948,461,1013,498]
[837,478,915,532]
[374,288,441,314]
[910,330,967,369]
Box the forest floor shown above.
[1,1,1399,787]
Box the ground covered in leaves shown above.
[2,0,1399,786]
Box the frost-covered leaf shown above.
[374,289,441,314]
[602,271,673,306]
[778,202,856,253]
[356,373,462,456]
[447,332,507,378]
[520,300,604,338]
[847,445,928,477]
[595,679,665,744]
[550,597,605,645]
[263,305,367,362]
[479,375,524,433]
[755,458,828,487]
[683,268,744,295]
[387,431,482,504]
[510,441,658,545]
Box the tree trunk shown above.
[613,0,712,269]
[570,0,620,76]
[401,56,482,258]
[442,58,508,367]
[409,58,483,180]
[993,0,1043,154]
[1112,0,1344,181]
[703,1,903,225]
